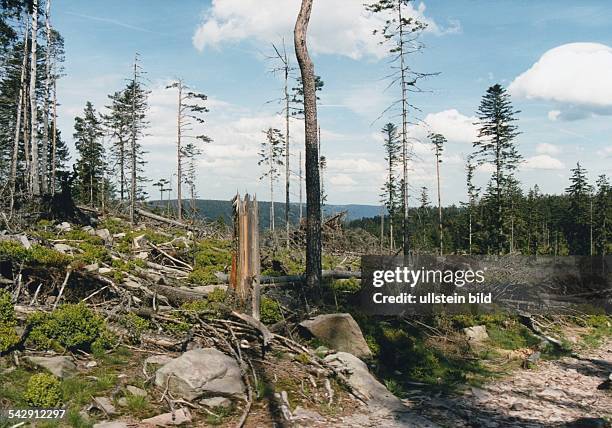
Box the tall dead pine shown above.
[231,194,261,319]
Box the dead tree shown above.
[41,0,52,192]
[10,18,29,214]
[294,0,322,288]
[232,194,261,319]
[29,0,40,196]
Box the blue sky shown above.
[53,0,612,206]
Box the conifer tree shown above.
[166,79,211,220]
[73,101,105,206]
[473,84,521,254]
[429,132,445,254]
[594,174,610,255]
[259,128,285,232]
[565,162,592,255]
[366,0,433,254]
[380,123,400,250]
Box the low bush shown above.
[24,373,62,407]
[27,304,114,352]
[0,289,19,352]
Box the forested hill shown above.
[149,199,383,225]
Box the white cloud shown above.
[422,109,478,143]
[535,143,561,155]
[547,110,561,121]
[509,43,612,118]
[192,0,459,60]
[597,147,612,158]
[329,174,357,187]
[523,155,565,170]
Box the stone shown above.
[0,234,31,249]
[86,361,98,368]
[145,354,174,366]
[135,251,149,260]
[53,243,75,254]
[126,385,147,397]
[133,234,148,249]
[117,397,128,407]
[82,226,96,236]
[299,313,372,359]
[470,387,493,402]
[99,267,113,274]
[93,396,117,416]
[141,408,192,426]
[292,406,324,422]
[93,422,128,428]
[324,352,402,409]
[25,356,77,378]
[84,263,99,272]
[96,229,112,242]
[463,325,488,342]
[56,222,72,232]
[154,348,245,400]
[199,396,231,408]
[113,233,126,239]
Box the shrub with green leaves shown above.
[188,240,232,285]
[27,304,113,352]
[0,289,20,353]
[260,297,282,325]
[25,373,62,407]
[0,241,69,268]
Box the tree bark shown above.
[284,44,290,249]
[130,57,137,224]
[10,19,29,213]
[294,0,321,288]
[29,0,40,196]
[436,148,442,255]
[51,80,57,194]
[176,80,183,221]
[398,1,410,255]
[41,0,52,193]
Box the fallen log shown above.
[135,208,190,229]
[215,269,361,286]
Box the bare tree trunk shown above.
[380,205,384,254]
[129,57,137,224]
[299,150,303,223]
[119,139,125,200]
[51,79,57,194]
[10,20,29,213]
[29,0,40,196]
[270,141,275,232]
[176,80,183,221]
[23,83,30,183]
[436,149,442,255]
[468,209,472,255]
[284,44,290,248]
[398,2,410,255]
[294,0,321,288]
[41,0,51,193]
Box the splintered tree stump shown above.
[231,194,261,319]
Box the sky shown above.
[52,0,612,206]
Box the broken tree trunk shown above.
[231,194,261,319]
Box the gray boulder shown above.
[25,356,77,379]
[463,325,489,343]
[95,228,112,242]
[93,422,128,428]
[300,313,372,358]
[154,348,245,400]
[324,352,401,409]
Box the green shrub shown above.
[0,241,69,268]
[180,288,228,319]
[24,373,62,407]
[0,289,19,352]
[28,304,112,352]
[331,278,361,293]
[260,297,282,324]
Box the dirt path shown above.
[405,339,612,427]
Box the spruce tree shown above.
[593,174,610,255]
[565,162,592,255]
[258,128,285,232]
[473,83,521,253]
[429,132,446,254]
[380,123,400,250]
[73,101,105,206]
